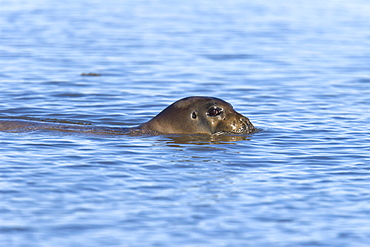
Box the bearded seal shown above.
[0,97,254,135]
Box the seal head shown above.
[138,96,254,135]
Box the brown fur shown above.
[138,97,254,135]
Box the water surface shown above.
[1,0,370,246]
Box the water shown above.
[1,0,370,246]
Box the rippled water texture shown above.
[1,0,370,246]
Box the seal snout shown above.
[240,116,255,134]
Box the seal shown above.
[0,97,254,135]
[138,96,254,135]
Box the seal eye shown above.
[207,107,222,117]
[191,111,197,119]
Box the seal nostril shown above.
[191,111,197,119]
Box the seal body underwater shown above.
[0,96,254,135]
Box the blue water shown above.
[1,0,370,246]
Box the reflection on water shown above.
[162,133,255,146]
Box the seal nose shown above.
[240,116,255,133]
